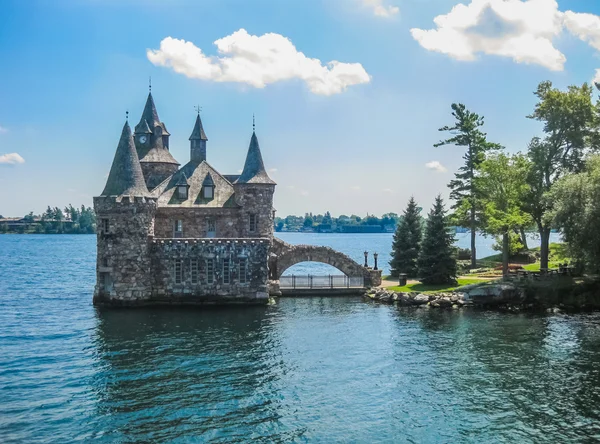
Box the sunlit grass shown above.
[388,278,489,293]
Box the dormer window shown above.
[202,174,215,200]
[175,174,189,200]
[203,186,214,199]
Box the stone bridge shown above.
[269,238,382,289]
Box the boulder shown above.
[413,294,430,305]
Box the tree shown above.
[548,155,600,273]
[303,214,314,228]
[478,153,531,276]
[417,195,457,285]
[524,81,598,269]
[435,103,502,269]
[390,197,422,278]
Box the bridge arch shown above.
[270,244,369,279]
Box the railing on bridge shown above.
[280,275,364,289]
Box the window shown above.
[223,258,231,284]
[102,257,109,267]
[173,259,183,284]
[190,259,199,284]
[207,218,216,237]
[174,220,183,238]
[249,214,257,233]
[177,186,188,200]
[203,186,214,199]
[206,259,214,284]
[101,218,110,234]
[239,259,248,284]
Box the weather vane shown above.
[149,76,152,93]
[194,105,202,115]
[253,114,255,132]
[126,110,129,121]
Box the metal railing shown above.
[280,275,364,289]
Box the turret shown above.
[234,129,276,238]
[189,112,208,163]
[93,121,157,305]
[133,91,179,189]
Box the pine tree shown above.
[389,197,422,277]
[417,195,457,285]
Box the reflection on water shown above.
[1,235,600,443]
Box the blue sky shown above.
[2,0,600,217]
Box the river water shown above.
[2,234,598,443]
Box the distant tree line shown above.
[274,212,401,233]
[0,205,96,234]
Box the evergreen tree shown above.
[389,197,422,277]
[417,195,457,285]
[435,103,502,269]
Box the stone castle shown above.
[94,91,276,306]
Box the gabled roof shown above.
[155,161,239,208]
[189,114,208,141]
[101,122,150,197]
[236,132,275,185]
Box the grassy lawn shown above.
[387,278,488,293]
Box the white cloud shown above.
[563,11,600,51]
[0,126,7,134]
[382,188,393,193]
[593,69,600,86]
[350,185,361,190]
[148,29,371,96]
[362,0,399,18]
[269,168,278,173]
[300,190,309,196]
[0,153,25,165]
[411,0,566,71]
[425,160,447,172]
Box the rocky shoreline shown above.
[366,279,600,312]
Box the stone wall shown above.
[234,184,275,238]
[149,238,270,304]
[141,162,179,190]
[154,207,243,239]
[93,196,157,305]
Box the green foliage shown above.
[491,232,525,256]
[390,197,422,278]
[523,81,599,269]
[549,155,600,272]
[417,195,458,285]
[436,103,502,267]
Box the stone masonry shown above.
[94,90,374,307]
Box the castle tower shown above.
[189,112,208,163]
[93,121,157,305]
[133,92,180,189]
[234,130,276,238]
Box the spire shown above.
[135,92,160,133]
[236,131,275,185]
[189,113,208,141]
[101,121,150,197]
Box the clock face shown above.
[139,135,147,143]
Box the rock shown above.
[437,298,453,308]
[413,294,430,305]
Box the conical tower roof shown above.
[189,114,208,141]
[101,122,150,197]
[135,92,170,135]
[236,132,275,185]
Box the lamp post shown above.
[373,252,379,271]
[363,251,369,267]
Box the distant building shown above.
[94,92,276,306]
